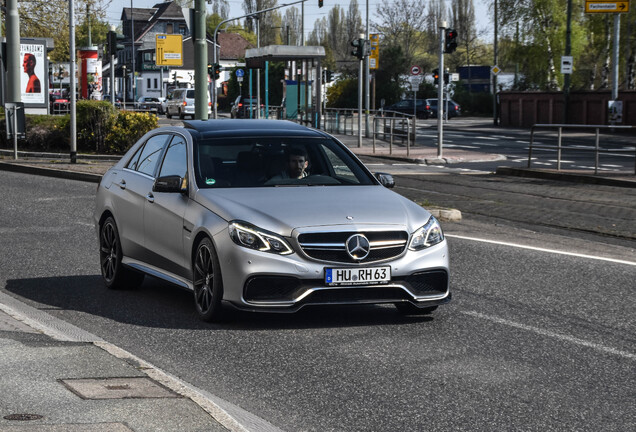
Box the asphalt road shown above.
[1,170,635,431]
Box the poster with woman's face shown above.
[20,43,46,104]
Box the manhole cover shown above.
[4,413,44,421]
[60,377,179,400]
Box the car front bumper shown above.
[213,230,450,313]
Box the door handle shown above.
[146,193,155,203]
[117,179,126,190]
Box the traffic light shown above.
[326,69,333,82]
[318,0,323,7]
[432,69,439,85]
[444,28,458,53]
[107,30,125,58]
[444,72,449,84]
[213,63,221,80]
[351,39,365,60]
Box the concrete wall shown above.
[499,91,636,127]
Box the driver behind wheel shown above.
[271,146,309,180]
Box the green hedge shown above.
[0,101,158,155]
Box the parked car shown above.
[383,99,432,119]
[94,120,451,322]
[136,96,163,113]
[426,98,461,119]
[165,88,212,119]
[103,94,122,109]
[230,95,263,118]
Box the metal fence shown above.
[528,124,635,174]
[322,108,415,149]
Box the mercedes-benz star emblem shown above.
[346,234,370,260]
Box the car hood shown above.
[194,186,431,236]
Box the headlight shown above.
[409,216,444,250]
[228,221,293,255]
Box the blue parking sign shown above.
[235,69,244,77]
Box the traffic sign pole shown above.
[437,23,446,158]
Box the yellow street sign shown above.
[156,34,183,66]
[585,1,629,13]
[369,33,380,70]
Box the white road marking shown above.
[35,196,94,202]
[444,144,480,149]
[461,311,636,361]
[445,234,636,266]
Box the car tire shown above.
[394,302,438,315]
[193,237,225,322]
[166,109,172,119]
[179,109,185,120]
[99,217,144,290]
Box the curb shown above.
[429,207,462,222]
[0,161,103,183]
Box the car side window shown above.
[158,135,187,178]
[136,135,169,177]
[126,145,144,171]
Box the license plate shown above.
[325,266,391,286]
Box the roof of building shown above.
[122,2,186,42]
[217,33,254,61]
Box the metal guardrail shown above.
[322,108,415,150]
[528,124,635,175]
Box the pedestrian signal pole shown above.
[437,22,446,158]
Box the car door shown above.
[143,133,190,278]
[110,134,170,260]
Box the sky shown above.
[105,0,493,42]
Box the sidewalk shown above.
[0,295,234,431]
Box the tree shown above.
[19,0,110,62]
[210,0,230,20]
[242,0,282,46]
[449,0,479,90]
[375,0,429,72]
[281,7,302,45]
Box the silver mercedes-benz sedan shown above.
[94,120,450,321]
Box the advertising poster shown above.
[20,42,46,105]
[50,62,71,85]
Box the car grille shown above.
[298,231,408,264]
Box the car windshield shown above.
[194,137,376,188]
[186,90,195,98]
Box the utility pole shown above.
[6,0,21,160]
[493,0,498,126]
[5,0,21,104]
[612,14,620,102]
[194,0,207,120]
[563,0,572,124]
[131,0,135,103]
[364,0,370,137]
[70,0,77,163]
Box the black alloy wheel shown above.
[193,238,224,322]
[99,217,144,290]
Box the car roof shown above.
[182,119,328,139]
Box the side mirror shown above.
[375,172,395,189]
[153,175,187,193]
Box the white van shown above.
[165,88,212,119]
